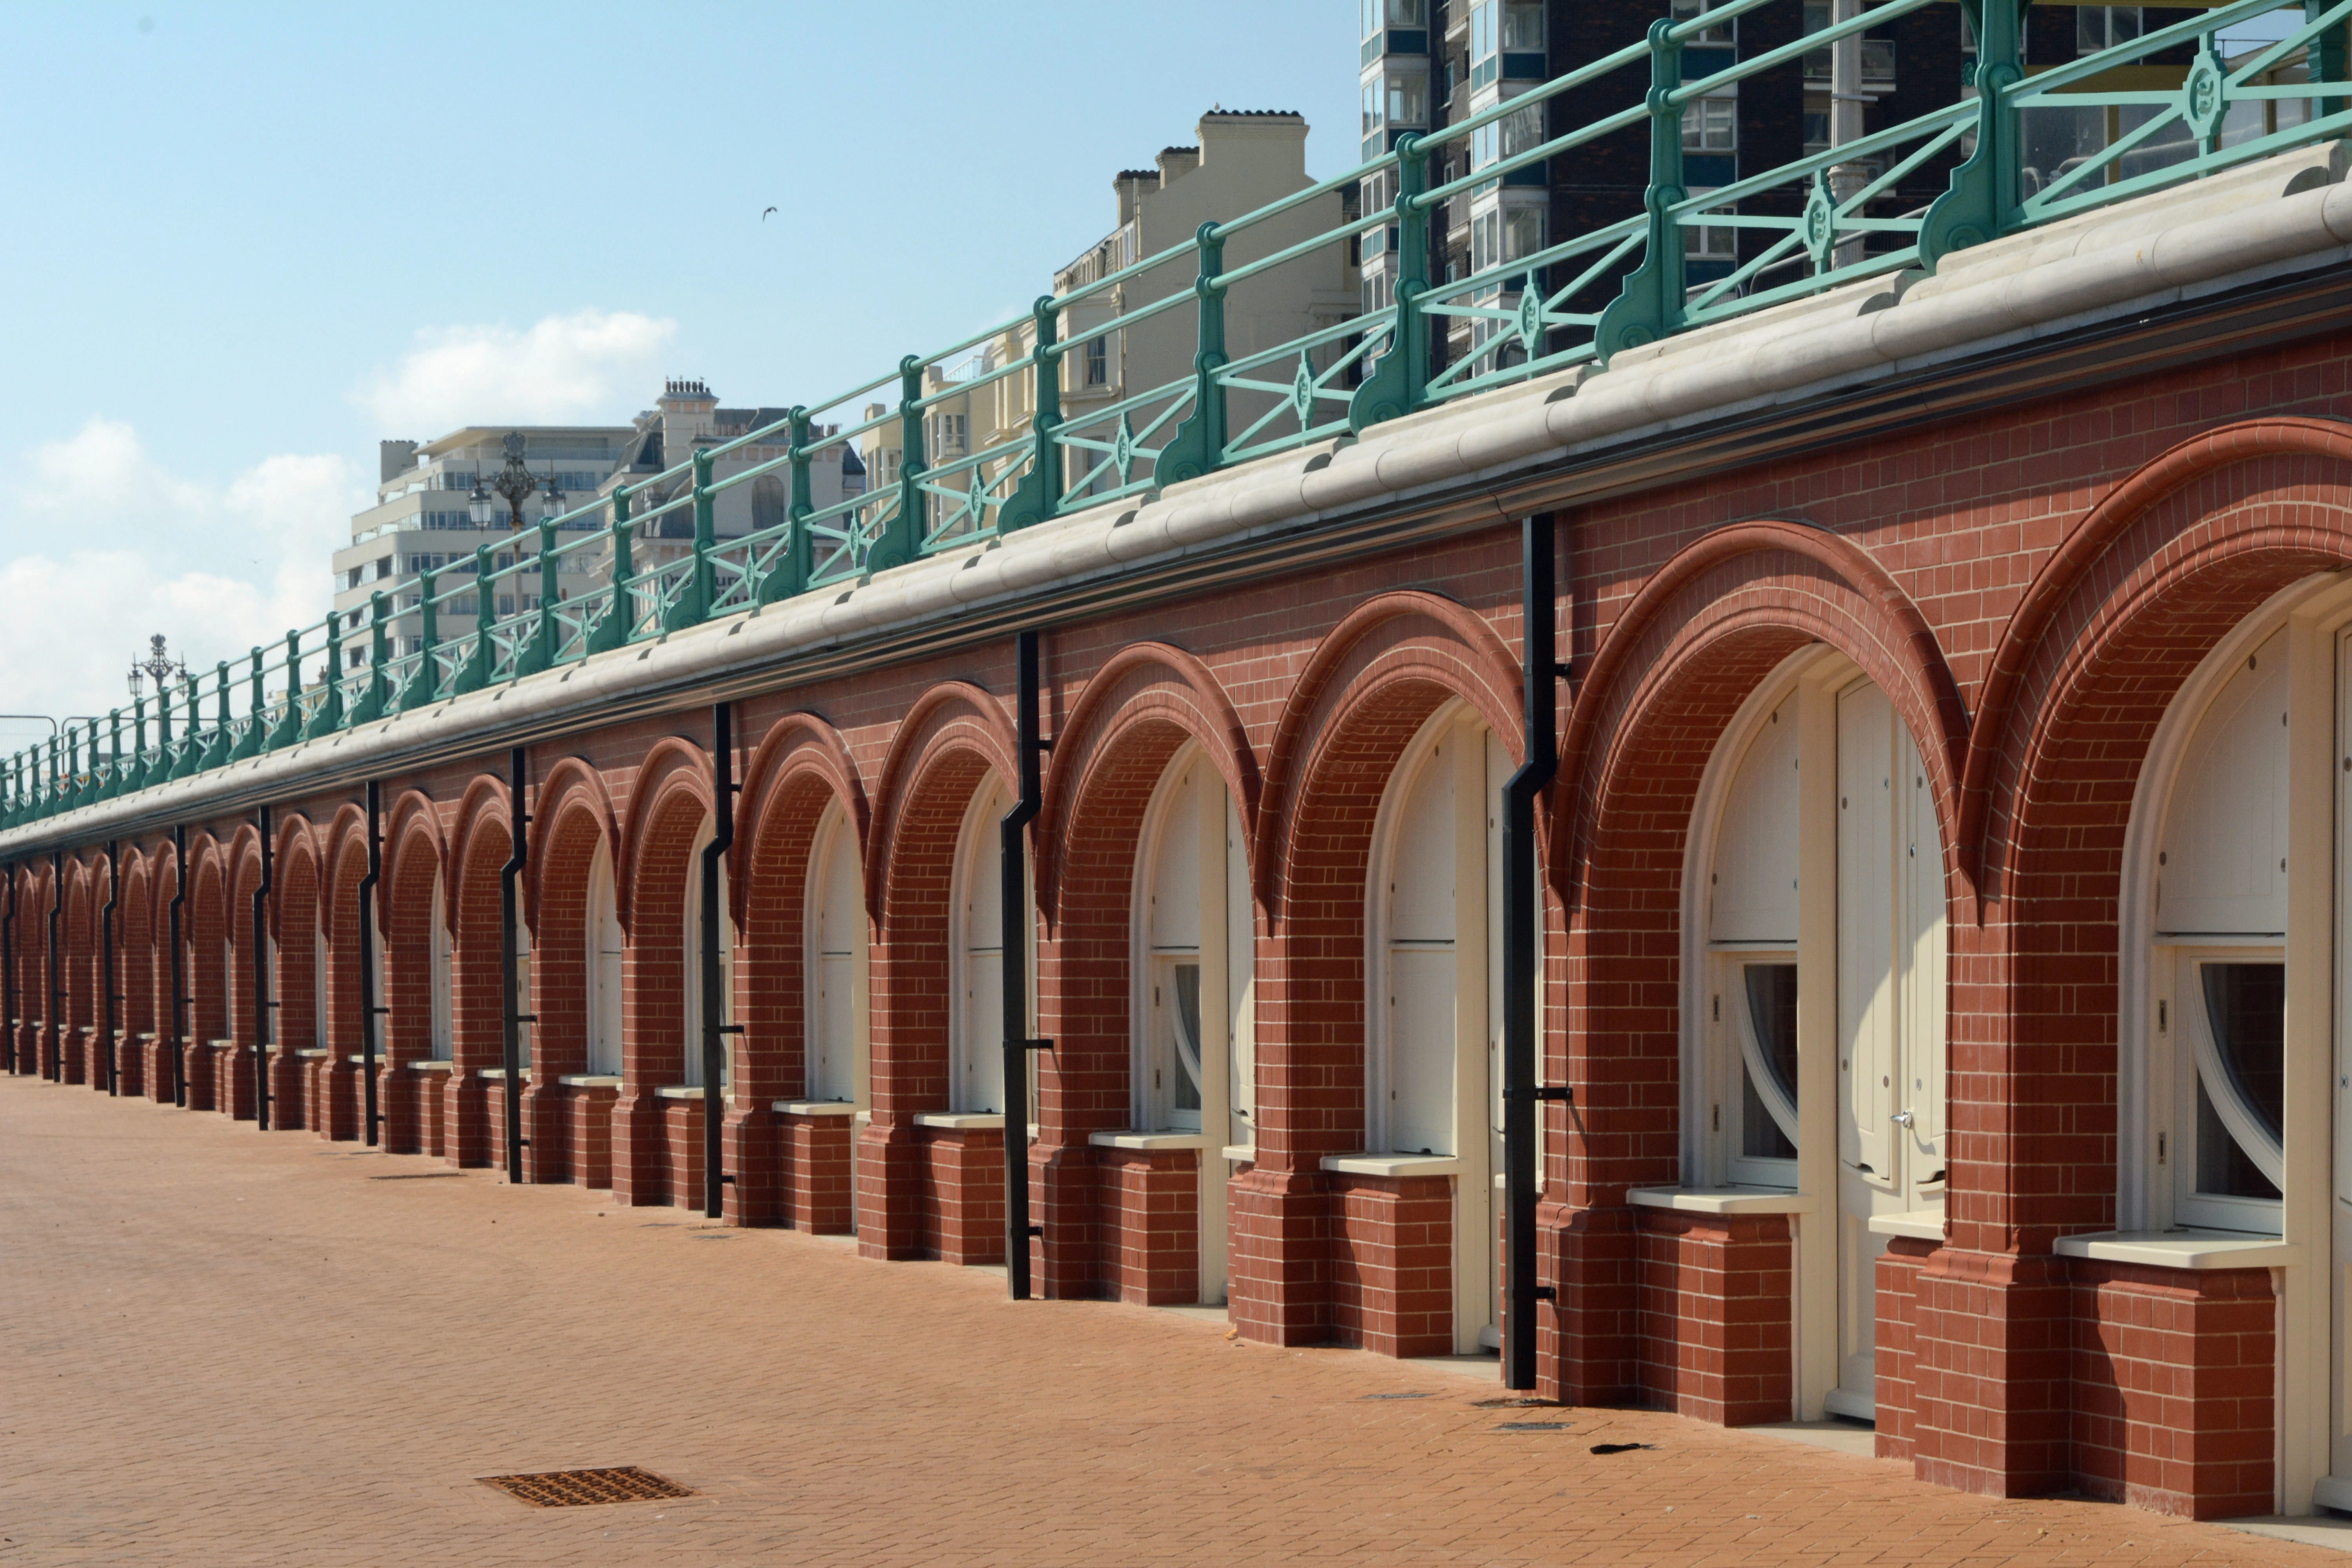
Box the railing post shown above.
[762,407,813,605]
[665,448,715,633]
[100,711,122,801]
[124,699,147,795]
[587,490,634,655]
[398,571,440,711]
[306,617,344,739]
[229,647,266,762]
[1596,22,1690,361]
[1349,138,1431,431]
[268,630,305,750]
[2312,0,2347,120]
[518,519,559,677]
[1920,0,2025,269]
[452,545,496,695]
[873,356,927,575]
[1159,229,1230,483]
[348,592,392,727]
[153,683,172,788]
[998,299,1065,529]
[198,662,234,771]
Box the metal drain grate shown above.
[480,1466,695,1508]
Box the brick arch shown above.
[61,857,94,1042]
[184,839,229,1050]
[1961,416,2352,868]
[1252,591,1523,922]
[620,736,714,934]
[1553,517,1968,908]
[528,755,621,931]
[318,811,367,1056]
[740,716,868,1108]
[120,852,154,1042]
[1033,642,1256,925]
[381,789,448,927]
[275,829,322,1054]
[267,812,321,939]
[446,773,514,914]
[626,753,715,1089]
[449,783,512,1076]
[1957,454,2352,1257]
[531,763,618,1083]
[317,803,369,918]
[226,831,264,1052]
[383,795,447,1063]
[865,681,1020,928]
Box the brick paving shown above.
[0,1075,2337,1566]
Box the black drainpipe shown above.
[501,748,534,1183]
[169,826,187,1107]
[102,840,120,1096]
[254,805,274,1131]
[358,781,383,1145]
[3,864,17,1075]
[47,851,62,1083]
[1503,513,1568,1392]
[701,703,742,1220]
[1002,629,1049,1301]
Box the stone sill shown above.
[408,1060,453,1073]
[1321,1152,1462,1179]
[295,1049,332,1060]
[1628,1186,1814,1216]
[2054,1229,2301,1270]
[478,1068,532,1082]
[558,1074,622,1088]
[654,1085,706,1100]
[1866,1208,1946,1242]
[1089,1130,1214,1151]
[773,1099,859,1117]
[1221,1145,1256,1164]
[915,1112,1005,1131]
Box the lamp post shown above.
[127,635,189,704]
[470,430,549,541]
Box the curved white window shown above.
[429,866,452,1062]
[681,817,734,1091]
[806,802,863,1105]
[950,777,1017,1115]
[2145,628,2289,1232]
[585,836,624,1078]
[1705,690,1802,1184]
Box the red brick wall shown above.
[1633,1208,1794,1426]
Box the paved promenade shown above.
[0,1074,2341,1566]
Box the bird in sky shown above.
[762,206,777,220]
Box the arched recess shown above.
[448,776,514,1074]
[740,713,869,1110]
[622,739,716,1092]
[1252,591,1523,923]
[225,828,263,1054]
[318,806,369,1056]
[61,859,94,1052]
[120,853,154,1045]
[273,818,322,1056]
[1034,642,1258,922]
[530,757,623,1084]
[381,792,450,1064]
[865,682,1021,933]
[1549,526,1965,1211]
[185,839,229,1051]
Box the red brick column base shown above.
[567,1083,619,1188]
[919,1126,1005,1265]
[1095,1145,1198,1305]
[1033,1140,1101,1301]
[519,1081,569,1181]
[779,1109,857,1233]
[1876,1238,1935,1462]
[1229,1164,1332,1347]
[1331,1174,1453,1357]
[722,1104,783,1225]
[609,1088,668,1205]
[1911,1248,2072,1497]
[2071,1261,2275,1519]
[1541,1203,1639,1407]
[1633,1207,1794,1425]
[856,1118,924,1259]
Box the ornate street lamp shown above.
[468,430,540,539]
[126,634,189,701]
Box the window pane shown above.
[2202,961,2284,1144]
[1172,962,1203,1114]
[1741,962,1798,1160]
[2196,1076,2281,1200]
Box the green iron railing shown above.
[7,0,2347,829]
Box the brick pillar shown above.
[62,1025,89,1085]
[1910,1249,2074,1497]
[520,1080,569,1182]
[1877,1238,1934,1462]
[217,1043,254,1120]
[856,1117,924,1259]
[722,1102,784,1225]
[780,1109,857,1232]
[663,1097,705,1209]
[1227,1163,1331,1347]
[182,1038,215,1111]
[1540,1202,1639,1407]
[568,1082,619,1188]
[1096,1146,1199,1305]
[267,1048,305,1130]
[377,1062,414,1152]
[1632,1208,1795,1425]
[1034,1140,1102,1300]
[113,1032,142,1097]
[610,1088,667,1205]
[442,1069,491,1167]
[922,1126,1005,1265]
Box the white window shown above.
[1673,0,1735,44]
[1685,189,1738,260]
[806,803,862,1105]
[1085,336,1109,388]
[586,836,623,1078]
[1683,96,1738,153]
[2078,4,2143,54]
[681,817,735,1091]
[2144,628,2289,1233]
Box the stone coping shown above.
[1321,1152,1462,1179]
[407,1059,453,1073]
[557,1074,622,1088]
[653,1085,706,1100]
[477,1068,532,1081]
[1627,1186,1816,1216]
[1864,1208,1947,1242]
[773,1099,858,1116]
[1088,1130,1215,1151]
[294,1049,331,1060]
[2053,1229,2302,1270]
[1221,1144,1256,1164]
[913,1112,1004,1131]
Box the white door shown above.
[587,838,624,1077]
[1384,734,1456,1159]
[681,817,733,1089]
[1830,681,1947,1419]
[809,807,859,1104]
[954,780,1009,1115]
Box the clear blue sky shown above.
[0,1,1356,742]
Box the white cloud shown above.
[352,309,678,434]
[0,419,366,742]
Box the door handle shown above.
[1891,1109,1915,1129]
